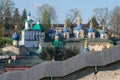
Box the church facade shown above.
[19,13,45,47]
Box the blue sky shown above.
[14,0,120,23]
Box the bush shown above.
[0,37,12,47]
[41,46,80,61]
[63,46,79,60]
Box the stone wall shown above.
[2,46,30,55]
[2,46,20,54]
[42,61,120,80]
[0,44,120,80]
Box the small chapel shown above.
[18,13,45,47]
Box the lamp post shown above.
[50,76,53,80]
[93,66,98,80]
[94,66,98,75]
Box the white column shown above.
[25,22,29,29]
[76,31,79,38]
[21,31,25,45]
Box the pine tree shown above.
[21,9,27,21]
[4,7,12,29]
[13,8,20,25]
[0,0,14,37]
[21,9,27,27]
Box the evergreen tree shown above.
[21,9,27,21]
[3,7,13,37]
[21,9,27,27]
[3,7,12,29]
[0,0,14,37]
[13,8,20,25]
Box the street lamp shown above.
[50,76,53,80]
[94,66,98,75]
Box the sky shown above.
[14,0,120,23]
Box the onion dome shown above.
[100,30,106,34]
[73,15,83,31]
[12,25,20,40]
[49,24,55,34]
[63,27,68,33]
[88,20,94,33]
[62,22,69,33]
[12,31,20,40]
[49,28,55,34]
[100,23,106,34]
[55,30,59,36]
[28,12,31,16]
[24,12,33,22]
[88,28,94,33]
[83,47,90,52]
[74,25,82,31]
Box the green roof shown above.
[24,19,33,22]
[32,24,45,31]
[24,19,29,22]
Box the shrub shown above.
[0,37,12,47]
[41,46,80,61]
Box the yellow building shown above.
[85,38,112,52]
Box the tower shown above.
[73,15,84,38]
[12,25,20,46]
[48,24,55,38]
[83,38,90,53]
[62,21,69,39]
[100,23,107,39]
[52,30,64,48]
[88,20,95,38]
[24,12,33,29]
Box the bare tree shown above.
[0,0,14,24]
[65,8,80,33]
[0,0,14,37]
[93,8,111,27]
[37,4,57,32]
[110,6,120,37]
